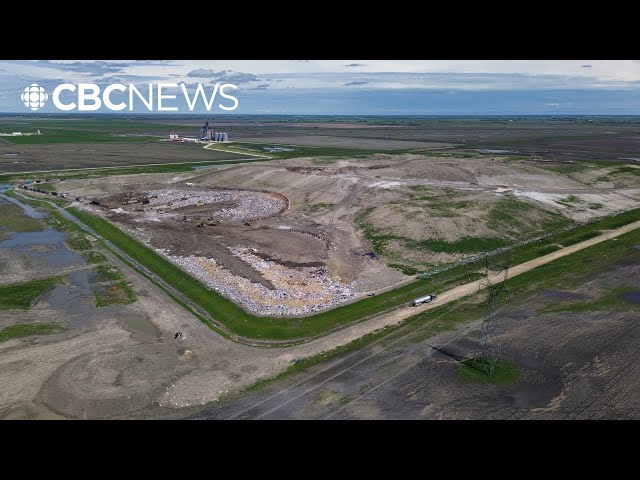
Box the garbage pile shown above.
[147,188,285,222]
[167,247,356,316]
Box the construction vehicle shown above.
[412,293,437,306]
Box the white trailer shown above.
[412,293,437,306]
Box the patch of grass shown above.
[83,250,107,264]
[0,277,61,310]
[555,195,582,206]
[613,166,640,176]
[95,280,136,308]
[303,202,334,214]
[537,163,592,174]
[414,236,509,254]
[458,357,521,384]
[0,323,61,342]
[96,263,125,282]
[35,183,55,192]
[0,202,44,234]
[588,203,604,210]
[538,288,635,314]
[489,197,571,233]
[560,230,601,246]
[66,232,94,251]
[388,263,419,276]
[354,207,402,254]
[535,244,561,256]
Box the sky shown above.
[1,60,640,115]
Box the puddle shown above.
[41,270,97,326]
[0,229,84,268]
[119,314,159,343]
[623,292,640,304]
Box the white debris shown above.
[146,188,286,222]
[111,207,127,214]
[168,248,357,316]
[368,180,405,189]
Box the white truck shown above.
[412,293,437,307]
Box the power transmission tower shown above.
[473,254,511,377]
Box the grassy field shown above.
[0,202,44,235]
[0,277,61,310]
[0,119,192,144]
[0,323,61,342]
[216,141,394,160]
[3,131,159,144]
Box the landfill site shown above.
[2,114,640,421]
[56,151,640,317]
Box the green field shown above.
[0,277,61,310]
[0,119,190,144]
[216,141,395,160]
[2,131,159,144]
[0,323,62,342]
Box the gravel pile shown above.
[147,188,285,222]
[166,247,356,316]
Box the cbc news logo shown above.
[21,83,48,111]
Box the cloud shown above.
[186,69,260,84]
[345,81,369,86]
[344,64,366,67]
[186,68,220,77]
[581,64,592,68]
[35,60,133,76]
[248,84,270,90]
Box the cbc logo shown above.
[21,83,48,111]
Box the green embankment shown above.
[0,277,61,310]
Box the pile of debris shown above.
[147,188,286,222]
[167,248,356,316]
